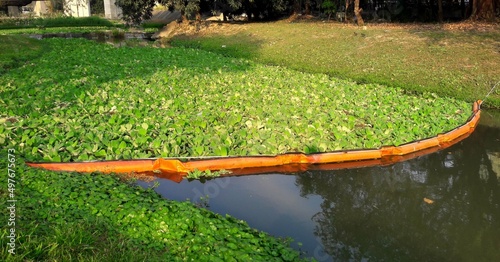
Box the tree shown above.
[305,0,311,15]
[470,0,497,20]
[209,0,287,21]
[353,0,364,25]
[438,0,443,22]
[209,0,244,21]
[322,0,336,20]
[160,0,201,22]
[292,0,301,15]
[90,0,104,15]
[115,0,157,24]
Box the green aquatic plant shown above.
[0,38,471,163]
[186,169,231,179]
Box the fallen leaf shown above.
[424,198,434,204]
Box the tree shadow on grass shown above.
[0,35,47,75]
[170,30,264,60]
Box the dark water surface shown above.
[138,110,500,261]
[28,32,154,47]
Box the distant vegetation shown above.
[116,0,498,24]
[0,16,113,30]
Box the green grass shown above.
[0,16,121,35]
[170,22,500,108]
[0,38,470,162]
[141,21,167,30]
[0,157,307,261]
[0,35,46,74]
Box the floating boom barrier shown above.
[27,100,482,181]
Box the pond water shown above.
[28,32,154,47]
[138,116,500,260]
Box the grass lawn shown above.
[170,21,500,108]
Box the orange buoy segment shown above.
[28,160,156,173]
[26,100,482,177]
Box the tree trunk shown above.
[438,0,443,22]
[354,0,364,25]
[461,0,466,19]
[305,0,311,15]
[293,0,301,15]
[471,0,495,20]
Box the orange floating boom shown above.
[27,100,482,177]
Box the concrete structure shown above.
[4,0,123,20]
[33,1,51,16]
[65,0,90,17]
[104,0,122,19]
[7,6,20,16]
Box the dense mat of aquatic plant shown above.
[0,158,306,261]
[0,38,470,162]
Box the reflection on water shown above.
[138,111,500,261]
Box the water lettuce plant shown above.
[186,169,231,179]
[0,38,470,163]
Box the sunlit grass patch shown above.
[171,22,500,108]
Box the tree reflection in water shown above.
[296,124,500,261]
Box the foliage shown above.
[90,0,105,15]
[158,0,289,21]
[161,0,201,20]
[171,22,500,108]
[321,0,336,20]
[0,16,113,30]
[0,26,114,34]
[186,169,231,179]
[115,0,157,25]
[0,157,307,261]
[237,0,289,20]
[0,38,471,163]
